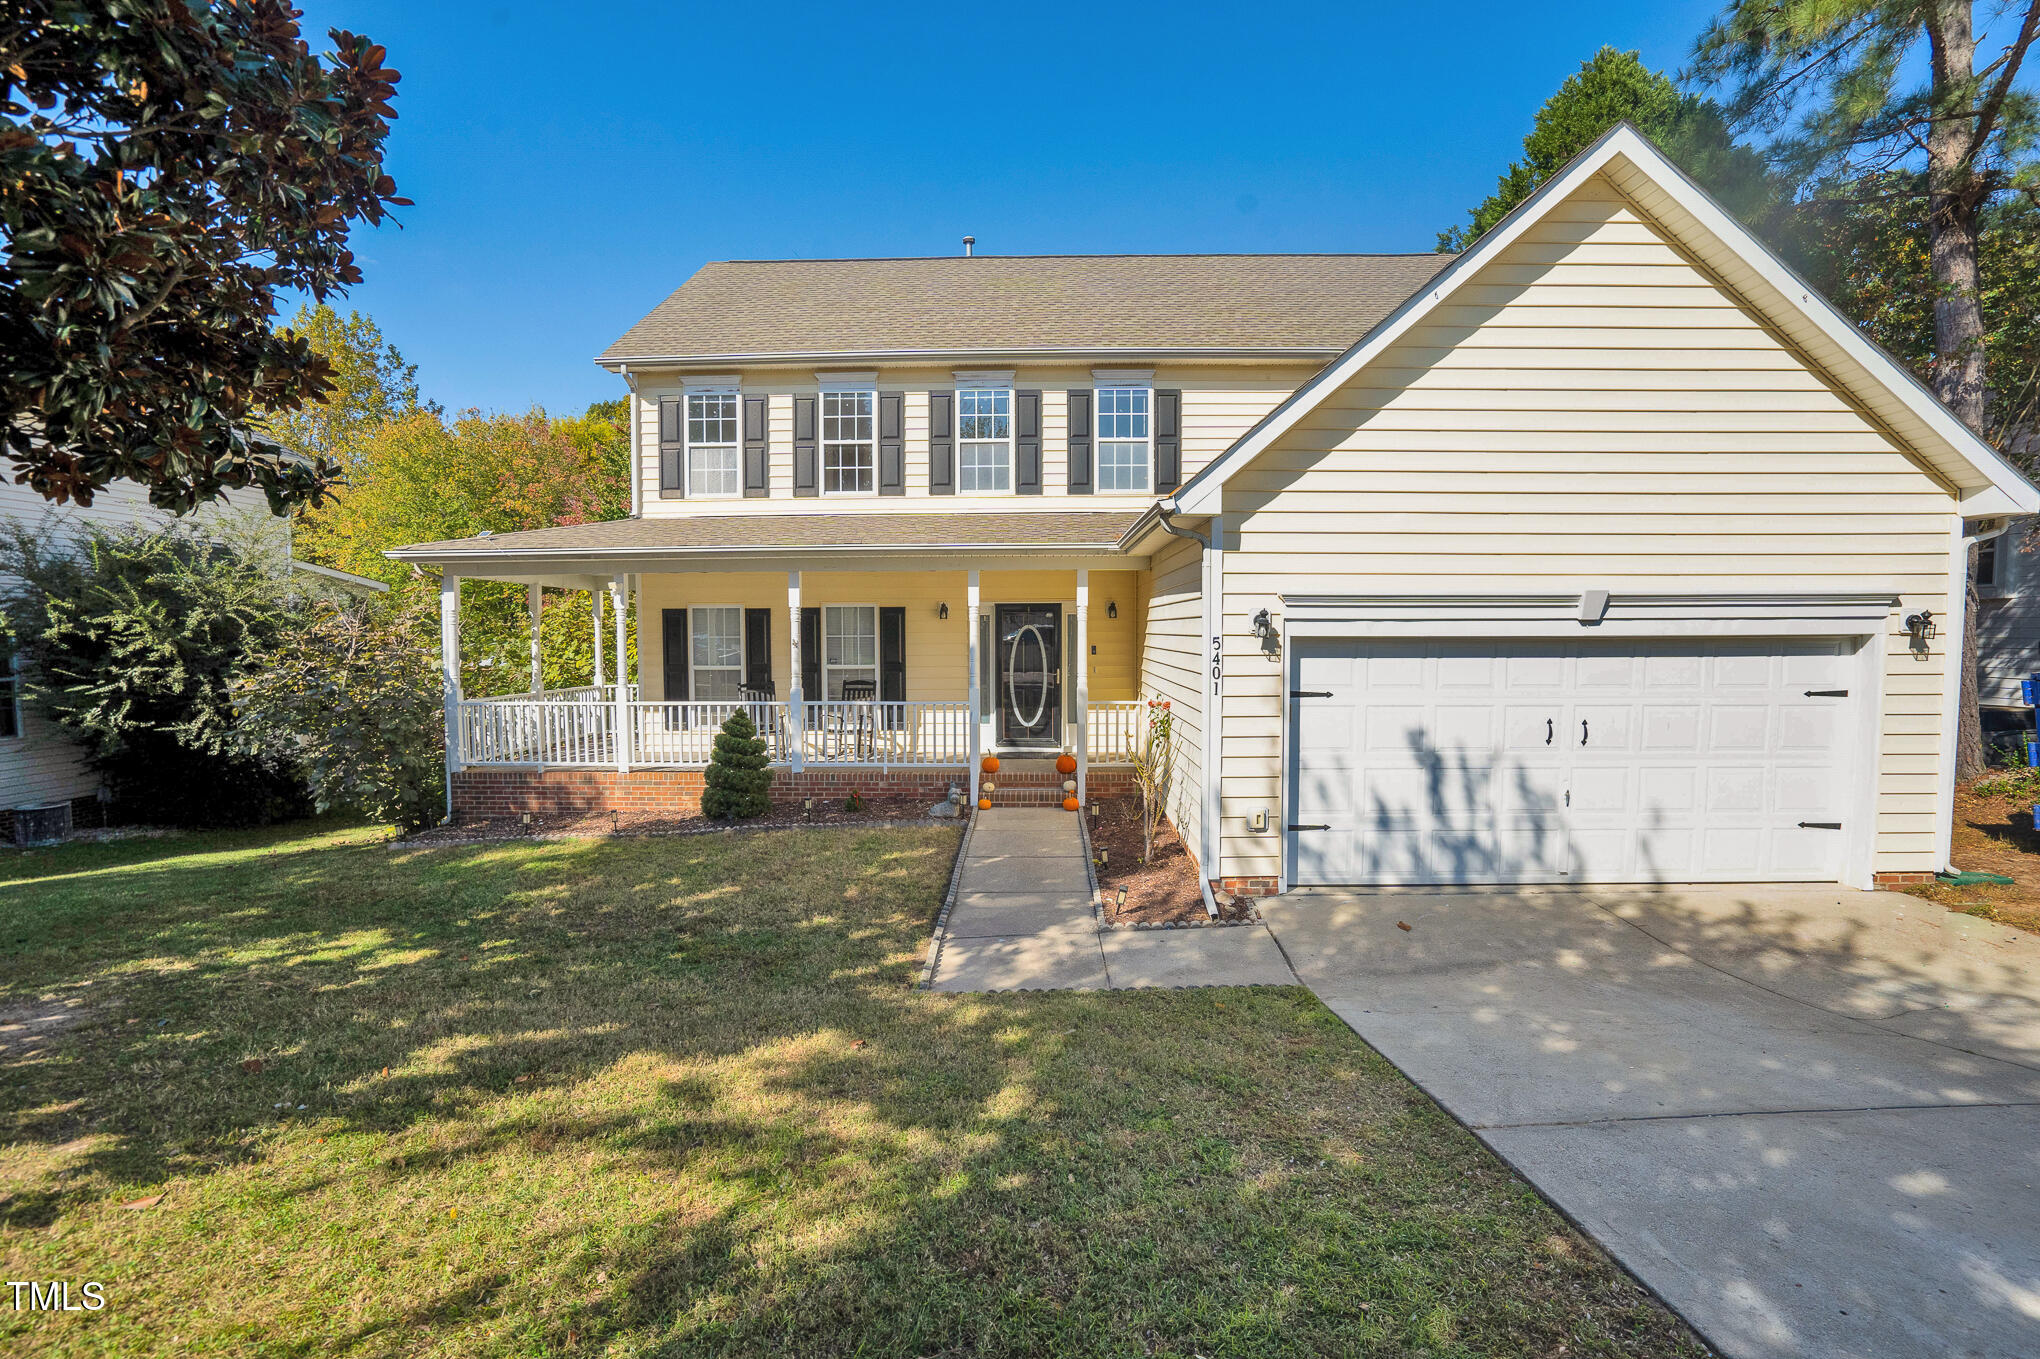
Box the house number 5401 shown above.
[1209,635,1223,696]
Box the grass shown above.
[1,820,1701,1358]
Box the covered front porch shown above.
[438,565,1151,809]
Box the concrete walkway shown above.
[1262,884,2040,1359]
[927,808,1294,991]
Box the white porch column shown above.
[591,585,604,688]
[786,571,804,772]
[611,574,630,772]
[527,583,544,693]
[439,570,463,797]
[966,569,982,806]
[1074,569,1089,807]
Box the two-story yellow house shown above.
[392,127,2037,899]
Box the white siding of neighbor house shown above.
[0,478,283,811]
[1137,532,1205,869]
[1212,173,1960,882]
[627,364,1322,515]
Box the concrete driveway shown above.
[1261,884,2040,1359]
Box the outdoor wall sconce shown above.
[1251,608,1276,642]
[938,602,949,620]
[1106,601,1118,619]
[1904,609,1937,645]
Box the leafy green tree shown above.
[1,2,407,513]
[234,591,446,830]
[701,708,772,820]
[260,304,437,469]
[1690,0,2040,434]
[1440,47,1776,250]
[0,520,309,825]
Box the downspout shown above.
[1157,505,1222,918]
[1937,515,2010,872]
[622,365,642,519]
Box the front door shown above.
[996,604,1061,748]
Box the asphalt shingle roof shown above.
[389,511,1146,559]
[597,254,1453,362]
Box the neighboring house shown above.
[389,125,2037,894]
[0,472,385,829]
[1974,518,2037,725]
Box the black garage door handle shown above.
[1291,690,1333,699]
[1288,824,1330,832]
[1798,821,1842,830]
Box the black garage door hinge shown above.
[1804,689,1848,697]
[1290,690,1333,699]
[1798,821,1842,830]
[1288,823,1330,832]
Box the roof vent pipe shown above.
[962,236,975,257]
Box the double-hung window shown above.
[1096,386,1151,492]
[957,387,1012,493]
[823,605,877,699]
[821,389,875,494]
[0,635,17,739]
[690,607,744,701]
[1977,536,2001,591]
[686,391,740,497]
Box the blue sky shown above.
[294,1,1726,415]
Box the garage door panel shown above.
[1290,636,1853,886]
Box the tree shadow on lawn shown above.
[0,822,1701,1358]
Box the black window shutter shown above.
[879,606,905,725]
[743,608,772,693]
[928,391,954,495]
[1154,389,1182,493]
[800,607,821,698]
[1066,390,1093,495]
[743,395,768,498]
[1015,389,1042,495]
[792,395,818,497]
[978,613,993,713]
[661,608,689,701]
[659,397,685,495]
[878,391,905,495]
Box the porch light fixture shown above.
[1904,609,1938,644]
[1251,608,1276,642]
[938,602,949,620]
[1106,601,1117,619]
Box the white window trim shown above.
[819,386,879,498]
[956,385,1015,496]
[821,603,879,700]
[683,387,742,500]
[687,605,747,701]
[1094,383,1153,495]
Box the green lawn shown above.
[0,822,1700,1358]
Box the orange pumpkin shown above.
[1062,796,1080,812]
[981,755,1000,774]
[1055,753,1077,775]
[977,798,992,811]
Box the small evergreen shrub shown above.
[701,708,771,819]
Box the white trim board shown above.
[1170,123,2039,521]
[1278,593,1897,639]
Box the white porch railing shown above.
[458,691,620,766]
[1087,701,1148,763]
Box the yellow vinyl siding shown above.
[631,364,1320,513]
[1214,173,1958,882]
[1137,534,1205,867]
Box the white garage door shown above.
[1288,638,1854,885]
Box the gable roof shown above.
[1169,123,2039,521]
[596,254,1453,366]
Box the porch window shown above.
[821,390,875,494]
[1096,386,1150,492]
[691,606,743,701]
[686,391,740,497]
[957,387,1011,492]
[823,605,877,699]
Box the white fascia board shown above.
[1175,122,2039,519]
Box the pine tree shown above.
[701,708,772,819]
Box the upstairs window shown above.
[821,390,875,494]
[686,391,740,497]
[1977,535,2001,591]
[1096,386,1151,492]
[957,387,1012,493]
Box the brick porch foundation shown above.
[453,765,1137,820]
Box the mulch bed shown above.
[406,799,953,844]
[1087,798,1254,925]
[1895,782,2040,936]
